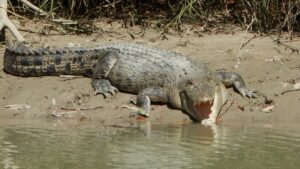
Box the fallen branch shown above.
[1,0,81,42]
[0,0,25,42]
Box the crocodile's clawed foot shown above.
[91,79,119,98]
[241,89,257,98]
[136,108,150,117]
[122,105,150,117]
[94,86,119,97]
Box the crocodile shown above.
[3,41,256,125]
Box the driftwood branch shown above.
[0,0,25,42]
[0,0,50,42]
[0,0,87,42]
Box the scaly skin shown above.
[3,41,256,125]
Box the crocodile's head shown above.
[179,77,227,124]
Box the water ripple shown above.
[0,123,299,169]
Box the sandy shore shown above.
[1,20,300,128]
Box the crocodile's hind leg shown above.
[214,71,257,98]
[135,87,168,117]
[91,51,119,97]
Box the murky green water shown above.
[0,122,299,169]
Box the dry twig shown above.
[7,9,30,21]
[60,106,103,111]
[234,16,256,69]
[4,104,31,111]
[281,88,300,95]
[218,99,236,118]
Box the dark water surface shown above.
[0,122,299,169]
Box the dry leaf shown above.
[262,105,275,113]
[293,82,300,89]
[52,98,56,106]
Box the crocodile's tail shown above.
[3,41,101,77]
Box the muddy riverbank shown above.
[1,19,300,128]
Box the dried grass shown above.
[9,0,300,35]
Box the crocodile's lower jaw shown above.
[194,101,213,119]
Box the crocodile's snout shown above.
[180,77,226,123]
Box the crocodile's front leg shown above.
[91,51,119,97]
[214,71,256,98]
[136,87,168,117]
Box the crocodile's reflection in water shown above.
[0,122,299,169]
[116,120,228,168]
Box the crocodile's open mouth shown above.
[194,101,214,119]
